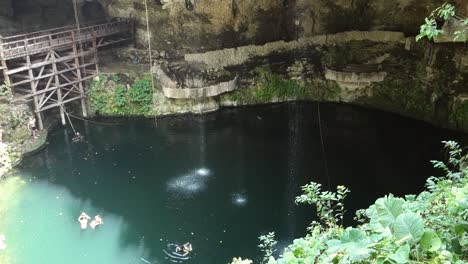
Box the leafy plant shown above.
[253,67,306,101]
[238,141,467,264]
[114,85,128,109]
[88,74,154,116]
[258,232,277,263]
[296,183,350,228]
[417,3,467,42]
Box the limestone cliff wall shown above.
[96,0,457,53]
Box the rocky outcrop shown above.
[155,61,238,99]
[0,101,47,178]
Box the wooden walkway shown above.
[0,18,133,129]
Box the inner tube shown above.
[162,244,190,263]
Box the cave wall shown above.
[0,0,107,36]
[95,0,465,53]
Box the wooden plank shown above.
[2,20,130,60]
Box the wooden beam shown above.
[51,52,66,125]
[7,50,95,75]
[27,55,44,130]
[38,95,83,112]
[0,39,11,87]
[71,31,88,117]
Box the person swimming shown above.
[89,215,103,229]
[175,242,193,256]
[78,212,91,230]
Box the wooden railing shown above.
[0,18,131,60]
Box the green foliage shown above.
[0,83,13,101]
[114,85,128,108]
[230,258,253,264]
[128,77,153,113]
[254,67,305,101]
[223,68,341,105]
[258,232,277,263]
[245,141,468,264]
[89,74,154,116]
[111,74,121,83]
[416,18,442,41]
[296,183,350,228]
[417,3,467,42]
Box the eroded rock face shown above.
[97,0,446,53]
[0,0,107,35]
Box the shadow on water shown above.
[9,102,468,263]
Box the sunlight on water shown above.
[196,168,210,177]
[166,168,212,198]
[230,192,248,207]
[0,176,151,264]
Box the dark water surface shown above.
[3,102,467,264]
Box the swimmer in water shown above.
[176,242,193,256]
[72,132,83,143]
[90,215,103,229]
[78,212,91,230]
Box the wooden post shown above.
[71,31,88,117]
[92,29,99,75]
[0,39,11,87]
[27,55,44,130]
[51,52,66,125]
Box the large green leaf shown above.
[420,230,441,252]
[374,195,405,227]
[326,228,374,262]
[388,244,410,264]
[392,213,424,244]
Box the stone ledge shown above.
[162,77,238,99]
[325,68,387,89]
[185,31,406,68]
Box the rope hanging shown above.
[144,0,156,90]
[317,102,330,188]
[60,105,77,133]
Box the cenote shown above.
[1,102,467,264]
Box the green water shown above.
[1,103,466,264]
